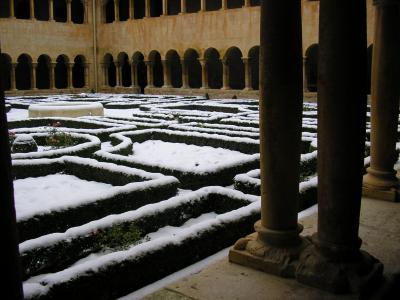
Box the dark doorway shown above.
[204,48,222,89]
[227,0,243,9]
[55,55,68,89]
[105,0,115,23]
[16,54,32,90]
[15,0,30,19]
[73,55,85,88]
[0,0,11,18]
[71,0,84,23]
[166,50,182,88]
[119,53,132,87]
[305,44,318,92]
[187,0,200,13]
[225,47,245,89]
[133,52,147,93]
[35,0,49,21]
[119,0,129,21]
[104,54,116,87]
[206,0,221,11]
[248,46,259,90]
[184,49,201,88]
[167,0,180,15]
[150,0,162,17]
[54,0,67,22]
[36,55,50,89]
[149,51,163,87]
[134,0,145,19]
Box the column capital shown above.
[241,57,249,63]
[32,63,38,68]
[197,58,206,66]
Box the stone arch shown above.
[16,54,32,90]
[150,0,162,17]
[184,49,201,88]
[36,54,51,89]
[73,55,85,88]
[118,52,132,87]
[248,46,260,90]
[132,51,147,93]
[167,0,180,15]
[0,0,11,18]
[119,0,129,21]
[166,49,182,88]
[206,0,221,11]
[55,55,69,89]
[0,53,12,90]
[105,0,115,23]
[305,43,318,92]
[367,44,373,95]
[204,48,222,89]
[71,0,84,24]
[134,0,145,19]
[54,0,67,22]
[15,0,30,19]
[224,46,245,89]
[227,0,244,9]
[34,0,49,21]
[149,50,163,87]
[187,0,200,13]
[104,53,116,87]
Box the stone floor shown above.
[143,197,400,300]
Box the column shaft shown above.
[363,2,400,196]
[145,61,154,87]
[131,63,138,87]
[243,58,252,90]
[221,59,229,89]
[145,0,150,17]
[49,63,55,89]
[102,64,108,87]
[67,63,73,88]
[114,0,120,21]
[302,57,309,93]
[163,0,168,15]
[199,59,208,89]
[181,59,189,88]
[10,0,15,18]
[129,0,134,19]
[116,63,121,87]
[31,63,37,90]
[84,64,89,88]
[162,60,171,87]
[180,0,186,13]
[49,0,54,21]
[10,64,16,91]
[244,0,251,7]
[201,0,206,11]
[67,0,72,22]
[222,0,227,10]
[30,0,34,19]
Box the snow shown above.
[14,174,114,220]
[130,140,253,171]
[7,108,29,120]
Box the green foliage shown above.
[45,123,78,148]
[95,224,146,250]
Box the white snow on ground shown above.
[14,174,114,220]
[131,140,252,171]
[105,108,139,118]
[7,108,29,120]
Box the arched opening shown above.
[54,0,67,22]
[105,0,115,23]
[206,0,221,11]
[0,53,12,90]
[118,52,132,87]
[36,55,50,89]
[134,0,145,19]
[248,46,260,90]
[150,0,162,17]
[34,0,49,20]
[0,0,11,18]
[119,0,129,21]
[132,52,147,93]
[187,0,200,13]
[55,55,68,89]
[71,0,84,24]
[16,54,32,90]
[73,55,85,88]
[204,48,222,89]
[104,54,116,87]
[149,51,163,87]
[250,0,260,6]
[166,50,182,88]
[227,0,244,9]
[305,44,318,92]
[367,44,373,95]
[167,0,180,15]
[225,47,245,89]
[15,0,30,19]
[184,49,201,88]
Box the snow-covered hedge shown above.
[13,156,180,241]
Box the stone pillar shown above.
[302,57,309,93]
[162,60,171,88]
[131,62,138,87]
[200,0,206,11]
[198,59,208,89]
[9,0,15,18]
[145,0,150,17]
[181,59,189,88]
[230,0,305,276]
[243,57,252,90]
[49,62,55,89]
[221,59,229,89]
[244,0,251,7]
[180,0,186,14]
[30,0,34,19]
[67,0,72,22]
[10,63,16,91]
[67,63,73,89]
[129,0,134,19]
[84,0,88,23]
[221,0,227,10]
[84,63,89,88]
[163,0,168,15]
[363,0,400,201]
[49,0,54,21]
[296,0,383,294]
[115,62,121,87]
[31,63,37,90]
[145,61,154,87]
[114,0,120,21]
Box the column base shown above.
[297,243,383,294]
[362,185,399,202]
[363,168,399,202]
[229,227,309,278]
[243,87,253,91]
[221,87,230,90]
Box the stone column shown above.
[129,0,134,19]
[67,0,72,22]
[114,0,120,21]
[101,63,108,87]
[243,57,252,90]
[244,0,251,7]
[31,63,37,90]
[200,0,206,11]
[115,62,121,87]
[180,0,186,14]
[67,63,73,88]
[221,59,229,89]
[302,57,309,93]
[230,0,305,276]
[30,0,34,19]
[162,60,171,88]
[49,62,55,89]
[363,0,400,201]
[131,62,138,87]
[9,0,15,18]
[10,63,16,91]
[181,59,189,88]
[49,0,54,21]
[297,0,383,294]
[198,59,208,89]
[221,0,227,10]
[145,0,150,17]
[163,0,168,15]
[145,61,154,87]
[84,63,89,88]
